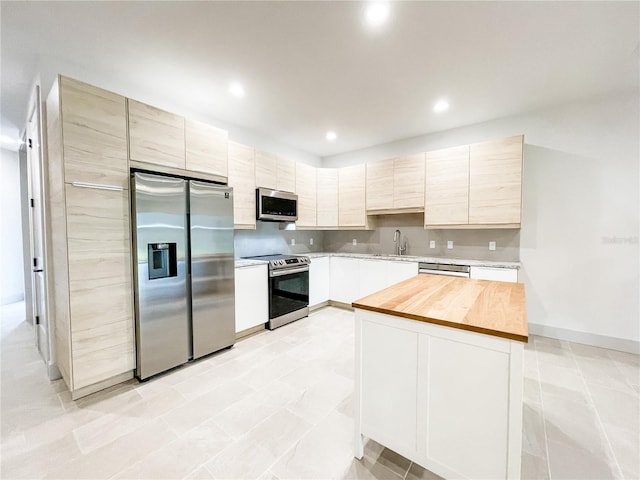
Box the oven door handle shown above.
[269,266,310,277]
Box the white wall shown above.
[1,147,25,305]
[324,92,640,351]
[30,56,322,167]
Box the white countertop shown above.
[304,252,520,269]
[235,253,519,269]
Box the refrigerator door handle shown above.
[71,181,124,191]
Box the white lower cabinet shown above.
[470,266,518,282]
[330,257,419,305]
[358,259,418,298]
[356,309,523,480]
[309,256,330,307]
[330,257,361,304]
[234,264,268,333]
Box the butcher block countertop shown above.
[352,274,528,342]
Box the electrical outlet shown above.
[489,241,496,251]
[447,240,453,249]
[352,238,357,246]
[291,238,295,246]
[309,238,314,246]
[429,240,436,249]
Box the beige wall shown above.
[323,92,640,350]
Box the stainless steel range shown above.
[244,254,310,330]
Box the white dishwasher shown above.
[418,262,470,278]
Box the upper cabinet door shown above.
[276,157,295,193]
[60,76,128,189]
[339,164,367,227]
[255,150,278,190]
[425,145,470,226]
[128,99,185,169]
[295,163,317,227]
[394,154,425,209]
[469,135,523,225]
[185,119,228,177]
[227,142,256,229]
[366,159,394,211]
[317,168,338,227]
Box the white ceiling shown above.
[2,1,638,157]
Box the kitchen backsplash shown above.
[235,214,519,261]
[322,213,520,261]
[234,221,325,258]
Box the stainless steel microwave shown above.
[256,188,298,222]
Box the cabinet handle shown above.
[71,182,124,191]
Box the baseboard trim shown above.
[309,301,329,312]
[529,323,640,354]
[328,300,354,310]
[236,324,266,340]
[71,371,134,400]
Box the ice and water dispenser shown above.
[147,243,177,280]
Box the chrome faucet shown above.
[393,229,407,255]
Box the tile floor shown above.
[1,301,639,479]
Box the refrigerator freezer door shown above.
[132,172,189,379]
[189,180,236,358]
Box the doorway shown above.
[24,85,57,380]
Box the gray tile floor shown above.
[1,302,638,479]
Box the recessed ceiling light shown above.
[433,100,449,113]
[365,3,390,27]
[326,131,337,142]
[229,82,245,98]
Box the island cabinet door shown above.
[360,319,419,455]
[417,333,516,480]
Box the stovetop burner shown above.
[243,254,310,270]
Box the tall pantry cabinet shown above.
[46,76,134,399]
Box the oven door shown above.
[269,267,309,320]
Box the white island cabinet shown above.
[234,264,268,334]
[354,274,527,480]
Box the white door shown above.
[26,89,50,366]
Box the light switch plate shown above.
[352,239,357,246]
[310,238,314,246]
[291,238,295,246]
[429,240,436,249]
[447,240,453,249]
[489,241,496,251]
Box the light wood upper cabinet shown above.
[366,159,394,211]
[128,99,185,169]
[295,163,317,227]
[185,119,228,177]
[317,168,338,227]
[469,135,523,225]
[255,151,296,193]
[277,157,295,193]
[425,145,470,226]
[366,155,425,213]
[60,76,128,188]
[65,184,134,389]
[339,164,367,227]
[394,154,425,209]
[255,150,278,190]
[227,142,256,229]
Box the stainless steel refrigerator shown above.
[131,172,235,380]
